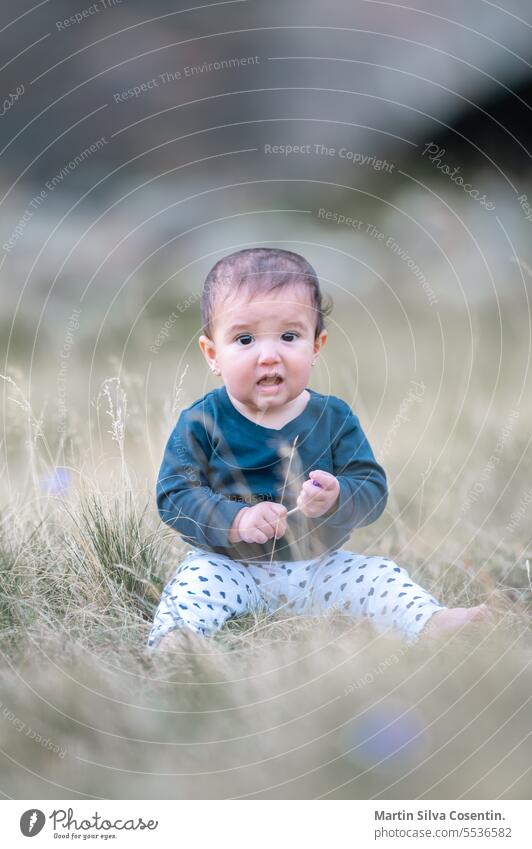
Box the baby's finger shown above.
[271,508,287,526]
[265,503,287,522]
[301,481,319,499]
[258,517,279,538]
[302,482,326,503]
[272,516,287,538]
[251,529,269,544]
[265,508,287,535]
[309,470,337,490]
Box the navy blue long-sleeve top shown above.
[156,386,388,562]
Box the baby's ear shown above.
[314,328,328,354]
[198,334,219,373]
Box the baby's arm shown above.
[157,412,244,549]
[298,403,388,530]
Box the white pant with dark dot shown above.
[147,548,446,648]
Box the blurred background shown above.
[0,0,531,801]
[2,0,532,489]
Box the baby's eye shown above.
[281,331,300,342]
[235,334,254,346]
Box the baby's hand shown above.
[229,501,288,545]
[297,470,340,518]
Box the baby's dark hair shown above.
[201,248,332,339]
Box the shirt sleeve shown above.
[322,402,388,530]
[156,411,244,550]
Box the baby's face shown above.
[199,284,327,413]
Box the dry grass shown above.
[0,327,531,799]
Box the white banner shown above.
[1,800,529,848]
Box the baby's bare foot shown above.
[422,603,492,638]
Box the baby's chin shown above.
[254,393,284,410]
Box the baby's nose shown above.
[257,342,281,363]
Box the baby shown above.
[148,248,489,648]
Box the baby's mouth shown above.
[257,375,283,386]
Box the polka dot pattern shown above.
[147,548,446,647]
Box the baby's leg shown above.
[147,550,262,648]
[307,551,446,642]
